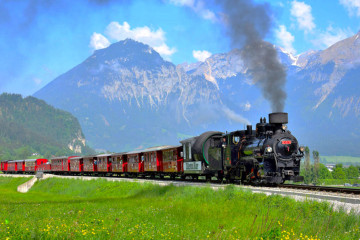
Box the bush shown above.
[318,179,360,185]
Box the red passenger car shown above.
[51,156,78,172]
[162,146,183,173]
[6,160,25,173]
[97,154,112,173]
[83,155,97,173]
[126,151,144,173]
[37,161,51,172]
[142,146,172,173]
[111,153,127,173]
[1,161,8,172]
[24,159,48,172]
[17,160,25,172]
[69,157,83,173]
[7,161,17,172]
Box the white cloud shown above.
[312,26,354,49]
[275,25,296,54]
[153,44,177,58]
[201,9,216,21]
[33,78,42,85]
[89,33,111,50]
[242,101,251,111]
[104,21,176,58]
[168,0,217,22]
[192,50,212,61]
[290,0,316,33]
[169,0,194,7]
[340,0,360,17]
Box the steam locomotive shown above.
[1,112,304,185]
[181,112,304,184]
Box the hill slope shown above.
[0,93,95,160]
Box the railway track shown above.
[3,173,360,195]
[279,184,360,195]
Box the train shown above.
[0,112,304,185]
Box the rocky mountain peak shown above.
[317,32,360,67]
[294,50,320,68]
[86,39,171,71]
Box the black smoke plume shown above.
[217,0,287,112]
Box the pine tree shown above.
[305,147,310,170]
[304,147,312,184]
[313,150,320,183]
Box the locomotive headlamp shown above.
[282,124,287,131]
[299,146,305,153]
[265,146,273,153]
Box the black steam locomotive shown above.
[181,112,304,184]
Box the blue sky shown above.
[0,0,359,96]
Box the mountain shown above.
[0,93,95,160]
[34,39,223,151]
[34,33,360,156]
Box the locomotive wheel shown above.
[217,176,224,183]
[206,175,211,182]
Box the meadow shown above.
[321,156,360,165]
[0,176,359,239]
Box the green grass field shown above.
[0,176,359,239]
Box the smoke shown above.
[216,0,287,112]
[222,106,250,125]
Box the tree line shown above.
[301,146,360,184]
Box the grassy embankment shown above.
[0,176,359,240]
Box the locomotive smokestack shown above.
[246,125,253,135]
[269,112,288,124]
[216,0,287,112]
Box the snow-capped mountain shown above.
[34,32,360,156]
[34,39,223,151]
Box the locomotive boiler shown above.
[180,112,304,184]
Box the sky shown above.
[0,0,360,96]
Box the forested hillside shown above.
[0,93,95,160]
